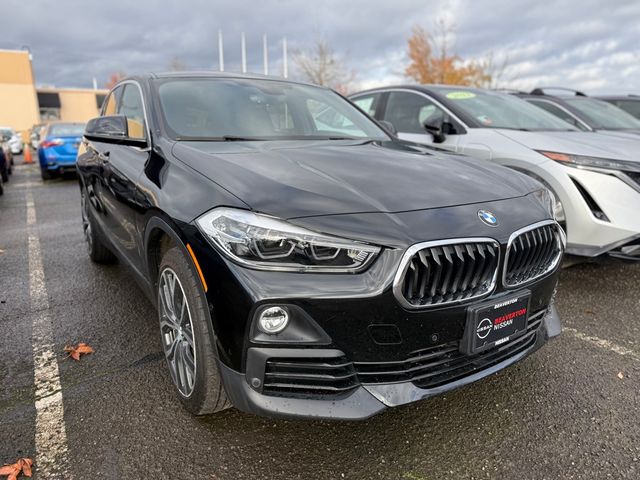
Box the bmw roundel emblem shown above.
[478,210,499,227]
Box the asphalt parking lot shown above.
[1,158,639,480]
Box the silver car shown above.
[0,127,23,155]
[350,86,640,260]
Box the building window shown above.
[37,92,62,121]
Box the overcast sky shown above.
[2,0,639,94]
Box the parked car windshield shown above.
[156,78,389,141]
[563,97,640,130]
[435,88,578,131]
[49,124,85,136]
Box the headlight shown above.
[538,151,640,173]
[532,188,564,223]
[195,207,380,272]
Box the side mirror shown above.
[423,119,446,143]
[84,115,147,147]
[379,120,398,136]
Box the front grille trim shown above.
[502,220,565,289]
[393,237,500,310]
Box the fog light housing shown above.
[258,306,289,334]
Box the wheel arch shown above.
[143,211,232,372]
[144,213,191,299]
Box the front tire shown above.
[41,168,53,180]
[81,189,116,264]
[158,246,230,415]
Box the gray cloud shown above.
[2,0,638,93]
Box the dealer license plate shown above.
[461,292,530,355]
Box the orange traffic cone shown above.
[24,147,33,164]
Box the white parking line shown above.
[27,190,72,478]
[564,327,640,363]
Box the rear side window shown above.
[352,93,381,117]
[117,85,146,140]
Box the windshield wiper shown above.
[175,135,373,142]
[323,136,361,140]
[174,135,267,142]
[220,135,267,141]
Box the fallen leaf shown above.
[617,372,624,379]
[0,458,33,479]
[64,342,94,361]
[0,249,5,255]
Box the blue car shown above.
[38,122,85,179]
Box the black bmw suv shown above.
[77,73,564,420]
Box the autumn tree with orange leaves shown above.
[105,72,126,89]
[405,22,491,87]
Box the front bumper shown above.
[184,196,563,420]
[219,305,560,420]
[558,166,640,257]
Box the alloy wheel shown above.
[158,267,197,397]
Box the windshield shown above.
[156,78,389,141]
[49,124,84,136]
[436,88,578,131]
[564,98,640,130]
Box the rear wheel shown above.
[158,247,230,415]
[1,167,7,182]
[81,189,116,264]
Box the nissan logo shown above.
[476,318,493,339]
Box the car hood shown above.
[172,140,539,219]
[495,129,640,161]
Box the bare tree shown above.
[293,39,355,94]
[478,51,513,89]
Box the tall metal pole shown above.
[282,37,288,78]
[241,32,247,73]
[263,34,269,75]
[218,30,225,72]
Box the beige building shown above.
[37,87,108,123]
[0,48,108,139]
[0,49,40,137]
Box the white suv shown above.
[350,86,640,260]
